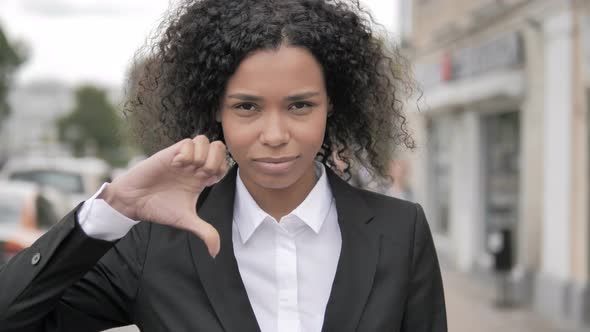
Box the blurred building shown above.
[0,80,74,161]
[401,0,589,327]
[0,80,123,164]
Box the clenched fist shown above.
[99,135,228,257]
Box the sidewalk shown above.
[442,267,589,332]
[109,267,589,332]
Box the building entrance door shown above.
[482,111,521,270]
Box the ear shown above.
[327,103,334,117]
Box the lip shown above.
[253,156,298,163]
[252,156,299,174]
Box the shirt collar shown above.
[233,161,333,244]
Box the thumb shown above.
[182,215,221,258]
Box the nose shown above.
[259,111,290,147]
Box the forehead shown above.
[224,46,326,95]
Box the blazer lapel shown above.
[322,168,381,332]
[187,166,261,332]
[186,165,380,332]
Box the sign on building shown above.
[413,32,524,90]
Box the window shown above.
[427,115,453,235]
[10,170,84,194]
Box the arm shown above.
[0,136,226,331]
[401,203,448,332]
[0,203,150,332]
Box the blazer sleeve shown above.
[0,203,150,332]
[401,203,448,332]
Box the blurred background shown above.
[0,0,588,331]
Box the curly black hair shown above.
[125,0,416,182]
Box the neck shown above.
[241,163,318,221]
[392,182,405,191]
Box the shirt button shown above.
[31,252,41,265]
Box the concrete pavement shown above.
[106,267,589,332]
[442,267,588,332]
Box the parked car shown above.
[0,156,112,209]
[0,180,61,265]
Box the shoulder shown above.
[350,186,425,238]
[353,186,419,219]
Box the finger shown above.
[217,157,229,178]
[213,142,229,178]
[201,141,226,177]
[171,139,195,167]
[192,135,210,168]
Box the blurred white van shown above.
[0,156,112,209]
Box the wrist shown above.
[98,183,139,221]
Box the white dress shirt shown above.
[77,162,341,332]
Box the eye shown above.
[289,101,313,112]
[234,103,258,112]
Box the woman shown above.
[0,0,447,331]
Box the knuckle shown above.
[180,138,193,147]
[193,157,206,168]
[210,140,226,149]
[211,143,227,157]
[200,165,217,175]
[194,134,210,144]
[193,145,208,163]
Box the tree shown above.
[57,85,129,166]
[0,23,26,125]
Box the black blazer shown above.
[0,166,447,332]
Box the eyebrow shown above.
[227,92,320,102]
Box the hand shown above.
[99,135,228,257]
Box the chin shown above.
[250,173,301,191]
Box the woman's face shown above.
[219,45,329,192]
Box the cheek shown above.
[220,118,251,159]
[297,116,327,153]
[224,138,250,162]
